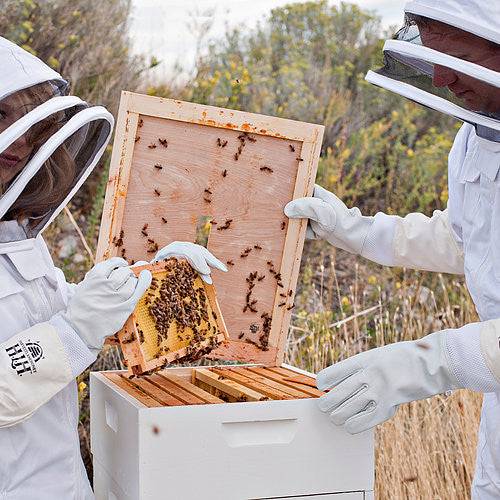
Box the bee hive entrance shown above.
[103,365,324,407]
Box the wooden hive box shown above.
[91,92,374,500]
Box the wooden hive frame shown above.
[118,259,228,375]
[97,91,324,369]
[103,365,325,408]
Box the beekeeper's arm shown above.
[284,184,464,274]
[0,258,151,428]
[314,317,500,434]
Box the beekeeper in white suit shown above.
[0,37,226,499]
[285,0,500,497]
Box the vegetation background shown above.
[1,0,481,497]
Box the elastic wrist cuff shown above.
[480,320,500,385]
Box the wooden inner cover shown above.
[97,93,324,365]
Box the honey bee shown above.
[158,138,168,148]
[138,118,144,128]
[148,143,157,149]
[222,169,227,177]
[281,221,286,230]
[260,166,273,173]
[253,244,262,250]
[154,163,163,170]
[154,189,161,196]
[289,144,295,152]
[161,217,168,223]
[135,136,140,142]
[226,260,234,266]
[296,157,304,162]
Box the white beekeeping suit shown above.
[0,36,228,500]
[0,37,114,499]
[285,0,500,497]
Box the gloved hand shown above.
[61,257,152,352]
[284,184,374,254]
[316,330,462,434]
[152,241,227,284]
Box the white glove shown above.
[61,257,152,352]
[316,330,461,434]
[284,184,374,254]
[152,241,227,284]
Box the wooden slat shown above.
[211,368,293,400]
[103,373,163,408]
[156,372,224,404]
[246,367,324,398]
[194,368,269,402]
[267,366,325,396]
[124,375,185,406]
[237,367,315,399]
[145,374,207,405]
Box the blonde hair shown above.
[3,82,76,224]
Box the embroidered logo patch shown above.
[5,339,44,376]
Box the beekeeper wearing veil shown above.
[285,1,500,497]
[0,37,225,498]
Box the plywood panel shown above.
[97,93,324,366]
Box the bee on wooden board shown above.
[154,163,162,170]
[161,217,168,223]
[260,166,273,173]
[222,169,227,177]
[158,138,168,148]
[289,144,295,152]
[148,143,156,149]
[154,189,161,196]
[135,135,140,143]
[226,260,234,266]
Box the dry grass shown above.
[286,244,482,499]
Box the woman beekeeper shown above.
[0,37,225,499]
[286,0,500,497]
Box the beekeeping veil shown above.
[0,37,113,252]
[366,0,500,140]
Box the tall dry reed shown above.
[286,247,482,499]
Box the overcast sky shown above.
[129,0,407,80]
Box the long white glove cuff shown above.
[0,322,73,428]
[322,208,374,255]
[50,315,98,376]
[446,321,500,393]
[360,213,396,265]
